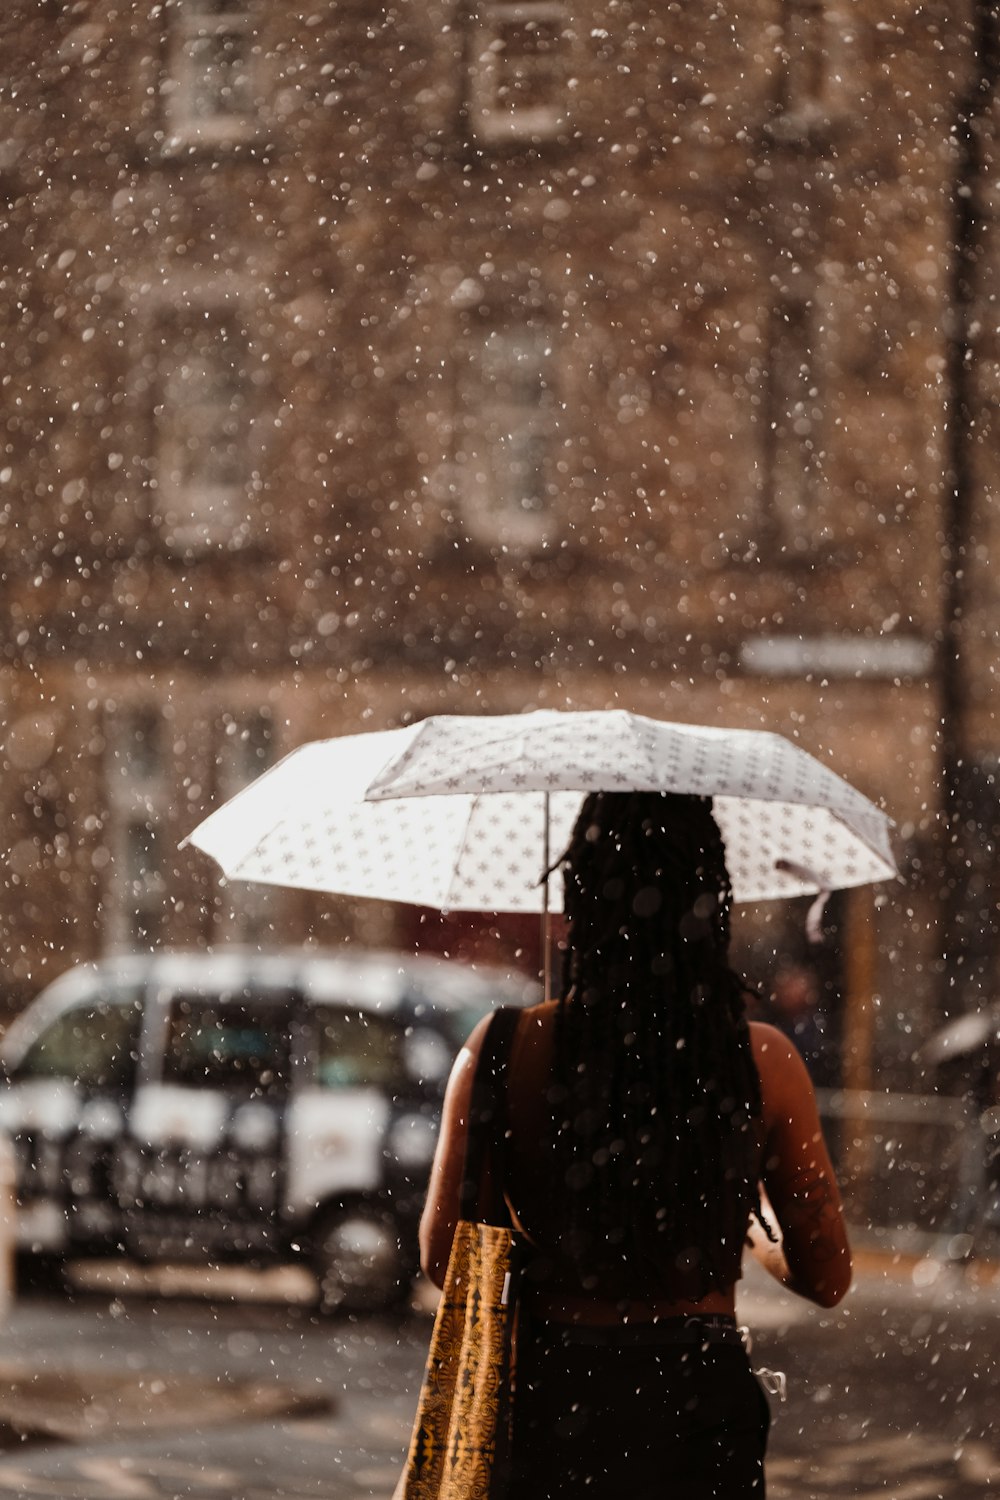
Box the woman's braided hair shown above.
[549,789,765,1296]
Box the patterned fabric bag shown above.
[395,1007,523,1500]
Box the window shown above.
[456,319,559,549]
[765,290,827,555]
[154,312,256,550]
[105,706,168,950]
[312,1008,404,1092]
[216,711,274,803]
[162,993,291,1097]
[16,1000,143,1094]
[470,2,568,144]
[214,711,277,942]
[114,707,160,786]
[770,0,826,136]
[163,0,261,149]
[123,821,166,946]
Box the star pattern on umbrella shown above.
[190,711,897,912]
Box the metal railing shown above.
[816,1087,1000,1260]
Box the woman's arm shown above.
[750,1023,852,1308]
[418,1015,492,1289]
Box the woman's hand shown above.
[745,1196,794,1289]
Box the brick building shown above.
[0,1,995,1090]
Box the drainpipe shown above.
[938,2,999,1019]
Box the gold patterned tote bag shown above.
[396,1007,523,1500]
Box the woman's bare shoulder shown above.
[749,1021,817,1115]
[749,1020,798,1060]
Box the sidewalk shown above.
[0,1253,997,1500]
[0,1243,996,1460]
[0,1363,334,1448]
[0,1260,334,1451]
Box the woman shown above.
[420,791,851,1499]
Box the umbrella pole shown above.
[542,792,551,1004]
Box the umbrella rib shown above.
[443,794,486,910]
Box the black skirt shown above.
[510,1314,770,1500]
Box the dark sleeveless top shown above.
[499,1006,764,1302]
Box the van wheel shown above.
[310,1204,414,1317]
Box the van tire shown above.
[309,1203,415,1317]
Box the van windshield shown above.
[15,997,143,1092]
[162,993,291,1098]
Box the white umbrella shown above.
[184,709,897,913]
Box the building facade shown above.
[0,0,994,1090]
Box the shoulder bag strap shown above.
[459,1005,521,1224]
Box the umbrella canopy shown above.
[183,709,897,911]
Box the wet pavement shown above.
[755,1255,1000,1499]
[0,1252,995,1498]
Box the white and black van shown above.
[0,950,534,1313]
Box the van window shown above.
[162,994,290,1098]
[313,1007,404,1091]
[15,999,143,1093]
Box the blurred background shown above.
[2,0,1000,1259]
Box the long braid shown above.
[549,790,765,1296]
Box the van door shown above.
[0,991,143,1254]
[117,988,293,1261]
[286,1005,404,1221]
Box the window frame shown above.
[763,284,830,558]
[104,704,169,953]
[162,0,263,151]
[469,0,570,145]
[212,710,279,943]
[152,305,261,553]
[454,313,561,552]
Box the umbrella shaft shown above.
[542,793,551,1004]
